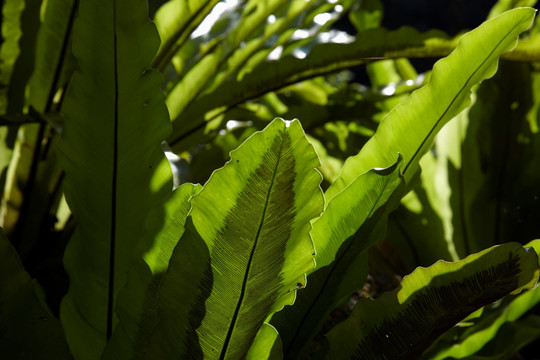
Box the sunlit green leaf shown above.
[349,0,383,32]
[135,119,324,359]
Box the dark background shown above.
[334,0,501,83]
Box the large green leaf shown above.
[271,157,405,359]
[392,60,540,273]
[325,7,535,200]
[322,242,540,360]
[0,227,71,359]
[134,119,324,359]
[58,0,172,358]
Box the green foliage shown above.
[2,0,540,359]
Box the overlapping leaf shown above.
[102,183,201,359]
[246,323,283,360]
[423,286,540,359]
[272,157,405,359]
[323,242,540,360]
[168,25,452,151]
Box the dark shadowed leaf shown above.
[58,0,172,357]
[0,228,71,359]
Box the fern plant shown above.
[1,0,540,359]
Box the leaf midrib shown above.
[106,0,120,341]
[219,132,286,360]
